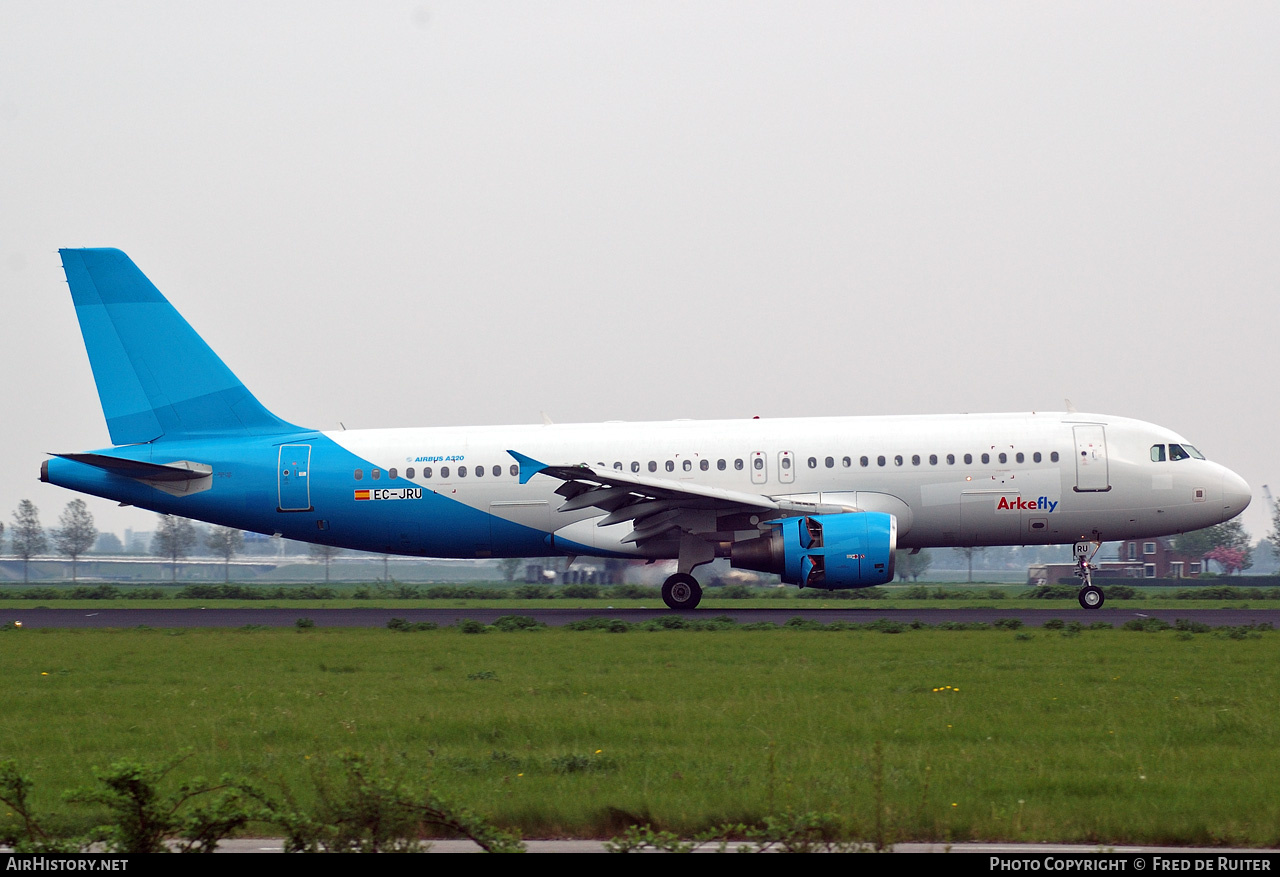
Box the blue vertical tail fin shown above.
[59,248,302,445]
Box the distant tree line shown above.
[4,496,1280,584]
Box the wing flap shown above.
[508,450,854,548]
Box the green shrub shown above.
[386,617,438,632]
[121,588,165,600]
[1122,618,1172,632]
[66,754,258,853]
[561,584,601,599]
[67,585,120,600]
[511,585,552,600]
[490,615,545,632]
[605,585,660,600]
[864,619,905,634]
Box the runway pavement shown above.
[5,606,1278,629]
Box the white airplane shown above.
[41,249,1252,610]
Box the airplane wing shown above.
[508,450,854,547]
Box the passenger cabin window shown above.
[632,462,641,473]
[929,454,937,465]
[1015,452,1024,463]
[407,467,415,479]
[964,454,973,464]
[753,458,764,470]
[424,467,433,479]
[666,461,675,472]
[474,465,483,477]
[649,461,657,472]
[389,468,398,479]
[700,460,709,471]
[440,466,449,478]
[997,453,1006,464]
[1033,452,1042,463]
[877,456,886,467]
[947,454,955,465]
[735,459,744,470]
[860,456,869,467]
[371,469,381,480]
[458,466,467,477]
[354,469,363,480]
[717,459,727,470]
[981,453,990,464]
[894,455,903,466]
[807,457,816,468]
[842,456,851,467]
[494,465,502,476]
[682,460,692,472]
[782,457,792,470]
[911,454,920,466]
[825,456,834,468]
[1050,452,1059,462]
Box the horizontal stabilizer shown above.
[51,453,213,498]
[53,453,211,482]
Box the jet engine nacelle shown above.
[731,512,897,589]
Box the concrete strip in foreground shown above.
[210,839,1280,853]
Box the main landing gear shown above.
[661,534,714,610]
[1074,540,1105,610]
[662,573,702,611]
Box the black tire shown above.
[1078,585,1104,610]
[662,574,703,610]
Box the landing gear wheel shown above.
[662,574,703,610]
[1079,585,1104,610]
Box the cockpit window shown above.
[1151,445,1166,462]
[1185,445,1205,460]
[1168,444,1189,461]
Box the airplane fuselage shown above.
[43,411,1250,560]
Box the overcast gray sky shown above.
[2,1,1277,543]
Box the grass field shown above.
[1,623,1277,846]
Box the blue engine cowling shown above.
[730,512,897,589]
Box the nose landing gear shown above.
[1074,541,1105,609]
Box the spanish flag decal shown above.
[354,489,371,501]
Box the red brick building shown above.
[1116,537,1204,579]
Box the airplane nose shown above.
[1222,469,1252,515]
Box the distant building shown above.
[1117,537,1204,579]
[1028,537,1203,584]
